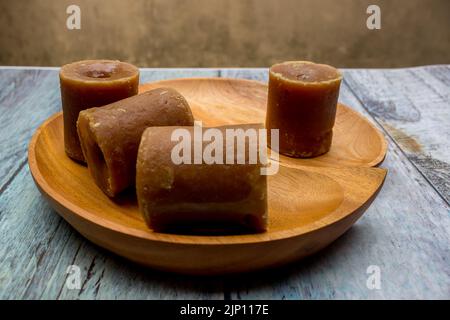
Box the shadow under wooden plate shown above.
[28,79,386,274]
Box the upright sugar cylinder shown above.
[60,60,139,162]
[136,124,268,233]
[77,88,194,197]
[266,61,342,158]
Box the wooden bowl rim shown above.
[28,111,386,246]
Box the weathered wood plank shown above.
[0,68,223,300]
[0,69,60,193]
[344,67,450,204]
[220,68,450,299]
[0,165,224,299]
[0,67,449,299]
[219,68,268,82]
[423,65,450,86]
[140,68,219,83]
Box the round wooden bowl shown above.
[28,78,387,275]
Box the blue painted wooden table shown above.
[0,66,449,299]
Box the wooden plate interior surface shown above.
[140,78,387,168]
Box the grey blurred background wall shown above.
[0,0,449,68]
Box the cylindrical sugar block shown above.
[77,88,194,197]
[266,61,342,158]
[60,60,139,162]
[136,124,268,234]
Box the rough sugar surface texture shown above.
[77,88,194,197]
[136,124,268,234]
[266,61,342,158]
[60,59,139,162]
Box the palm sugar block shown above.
[60,60,139,162]
[136,124,268,234]
[266,61,342,158]
[77,88,194,197]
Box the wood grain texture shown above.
[28,104,386,274]
[221,68,450,299]
[140,78,387,168]
[0,166,225,299]
[0,69,60,193]
[0,67,449,299]
[343,66,450,204]
[0,69,224,299]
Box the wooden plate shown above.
[28,78,387,275]
[140,78,387,168]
